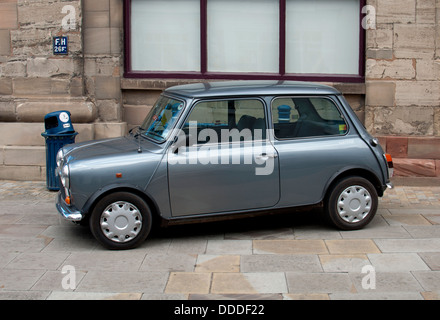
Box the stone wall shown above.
[365,0,440,177]
[0,0,439,180]
[0,0,126,180]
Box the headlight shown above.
[56,149,64,168]
[60,164,70,189]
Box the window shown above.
[183,99,266,143]
[272,97,348,139]
[125,0,365,82]
[207,0,279,73]
[140,96,185,142]
[130,0,200,72]
[285,0,360,75]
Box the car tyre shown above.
[325,176,378,230]
[90,192,152,250]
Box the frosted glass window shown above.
[286,0,360,75]
[131,0,200,72]
[126,0,364,81]
[207,0,279,73]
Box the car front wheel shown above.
[325,176,378,230]
[90,192,152,250]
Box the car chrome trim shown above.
[56,192,83,222]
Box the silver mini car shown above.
[56,81,393,249]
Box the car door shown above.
[167,98,280,217]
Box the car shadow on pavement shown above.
[150,207,326,240]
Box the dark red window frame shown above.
[123,0,366,83]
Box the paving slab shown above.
[381,214,432,226]
[63,251,147,272]
[241,254,322,273]
[412,271,440,292]
[0,269,45,291]
[47,291,142,300]
[253,240,328,254]
[404,225,440,238]
[206,240,252,255]
[0,291,51,300]
[424,215,440,225]
[1,180,440,300]
[41,237,100,252]
[330,292,424,300]
[165,272,211,294]
[140,253,197,272]
[0,224,49,238]
[283,293,330,300]
[350,272,424,293]
[0,237,49,253]
[167,238,208,254]
[141,293,188,300]
[5,252,69,270]
[195,255,240,273]
[31,270,87,292]
[319,254,369,273]
[0,252,19,268]
[421,291,440,300]
[77,271,169,294]
[211,272,288,294]
[292,225,342,240]
[339,226,411,239]
[374,239,440,253]
[418,252,440,271]
[225,227,294,240]
[325,239,381,254]
[286,272,354,294]
[367,253,430,272]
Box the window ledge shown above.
[121,78,211,91]
[121,78,366,95]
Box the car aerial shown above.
[55,81,394,250]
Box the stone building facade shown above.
[0,0,439,180]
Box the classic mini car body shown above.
[56,81,393,249]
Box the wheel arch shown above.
[323,168,384,202]
[82,185,162,223]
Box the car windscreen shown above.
[139,96,185,142]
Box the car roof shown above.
[164,80,341,98]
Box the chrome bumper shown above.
[56,192,84,222]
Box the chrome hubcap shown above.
[337,185,372,223]
[100,201,142,243]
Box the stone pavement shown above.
[0,178,440,300]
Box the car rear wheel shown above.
[325,176,378,230]
[90,192,152,250]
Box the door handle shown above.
[256,153,278,160]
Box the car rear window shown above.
[271,97,348,139]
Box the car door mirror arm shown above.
[171,134,194,154]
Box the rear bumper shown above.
[56,192,84,222]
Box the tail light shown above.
[385,153,393,178]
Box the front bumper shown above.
[56,192,84,222]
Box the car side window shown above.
[272,97,347,139]
[183,99,266,144]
